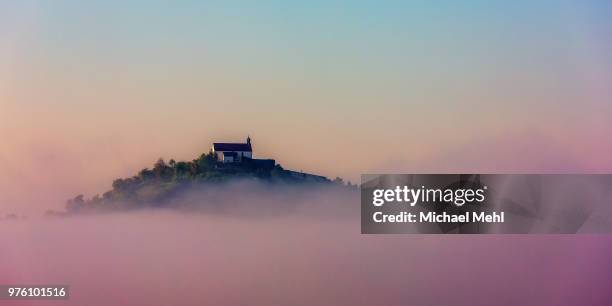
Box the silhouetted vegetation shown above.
[64,151,348,213]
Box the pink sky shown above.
[1,1,612,214]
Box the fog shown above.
[1,187,612,306]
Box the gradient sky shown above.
[1,1,612,214]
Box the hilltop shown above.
[58,149,351,214]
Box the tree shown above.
[175,161,191,178]
[139,168,155,180]
[153,158,173,180]
[112,178,127,191]
[194,152,216,174]
[66,194,85,211]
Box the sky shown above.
[1,1,612,214]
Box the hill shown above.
[60,151,350,214]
